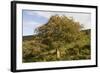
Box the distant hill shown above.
[23,35,35,41]
[81,29,91,35]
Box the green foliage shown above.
[23,15,91,62]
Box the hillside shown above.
[23,35,34,41]
[23,30,91,62]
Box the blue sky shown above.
[22,10,91,36]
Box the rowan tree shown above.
[35,15,89,59]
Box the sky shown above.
[22,10,91,36]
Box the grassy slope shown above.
[22,29,91,62]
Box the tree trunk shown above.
[56,49,60,59]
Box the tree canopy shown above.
[36,15,87,49]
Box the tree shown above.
[35,15,88,59]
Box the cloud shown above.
[63,12,91,29]
[23,20,46,36]
[23,11,50,20]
